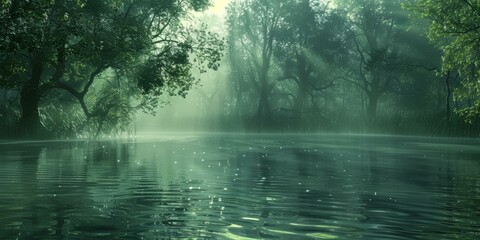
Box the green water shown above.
[0,134,479,239]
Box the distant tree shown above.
[275,0,347,126]
[410,0,480,123]
[337,0,410,121]
[0,0,223,137]
[227,0,284,127]
[226,3,256,122]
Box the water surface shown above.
[0,134,479,239]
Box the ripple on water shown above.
[0,135,479,239]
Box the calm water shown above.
[0,134,479,239]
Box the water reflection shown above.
[0,135,479,239]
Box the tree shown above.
[227,0,283,127]
[0,0,223,137]
[410,0,480,123]
[338,0,410,121]
[275,0,347,126]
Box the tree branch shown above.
[81,67,105,96]
[52,82,93,118]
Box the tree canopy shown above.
[1,0,480,137]
[0,0,223,137]
[410,0,480,122]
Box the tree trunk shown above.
[19,56,44,137]
[445,71,451,125]
[256,68,271,128]
[293,80,307,127]
[293,54,309,128]
[366,93,379,122]
[256,85,271,126]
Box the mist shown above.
[1,1,480,239]
[1,0,479,137]
[134,0,479,137]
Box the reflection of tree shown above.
[80,141,207,238]
[440,151,480,239]
[16,145,43,238]
[293,150,333,219]
[1,143,88,238]
[2,137,480,239]
[0,140,221,238]
[36,143,92,238]
[257,153,273,219]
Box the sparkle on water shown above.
[0,134,479,239]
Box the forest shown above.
[1,1,480,239]
[1,0,480,138]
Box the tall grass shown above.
[0,104,20,138]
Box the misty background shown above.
[2,2,480,238]
[138,0,476,135]
[1,0,479,137]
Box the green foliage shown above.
[226,0,284,123]
[219,0,450,134]
[137,24,224,98]
[137,43,195,97]
[331,0,444,123]
[410,0,480,122]
[0,0,224,137]
[0,103,20,137]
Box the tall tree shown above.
[275,0,347,125]
[0,0,223,137]
[338,0,409,121]
[410,0,480,123]
[227,0,283,127]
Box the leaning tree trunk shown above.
[19,57,44,137]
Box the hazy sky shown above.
[205,0,231,16]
